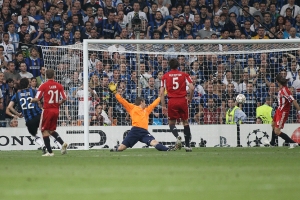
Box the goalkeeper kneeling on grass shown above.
[109,82,176,152]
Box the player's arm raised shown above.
[146,97,161,113]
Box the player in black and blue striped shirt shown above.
[6,78,46,154]
[7,78,66,156]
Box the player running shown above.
[269,74,300,148]
[6,78,47,154]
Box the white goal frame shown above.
[82,39,300,150]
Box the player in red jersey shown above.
[269,74,300,148]
[31,69,68,156]
[160,58,194,152]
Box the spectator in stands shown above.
[90,104,105,126]
[25,47,43,77]
[222,82,238,102]
[285,8,296,24]
[288,27,299,39]
[89,74,101,92]
[36,66,46,87]
[103,64,113,79]
[94,7,106,25]
[7,23,19,51]
[127,2,148,23]
[29,4,42,21]
[269,3,279,23]
[37,30,53,46]
[109,69,121,83]
[196,98,221,124]
[227,0,239,18]
[223,70,238,90]
[0,46,8,72]
[19,61,33,79]
[178,5,195,24]
[1,33,15,62]
[241,20,254,39]
[9,118,18,127]
[166,6,177,20]
[150,11,164,32]
[254,66,271,99]
[198,19,215,39]
[283,20,293,38]
[73,84,98,123]
[30,77,37,90]
[200,83,219,108]
[242,83,260,122]
[1,6,11,25]
[18,7,38,25]
[67,71,83,91]
[280,0,300,18]
[4,62,21,83]
[255,117,263,124]
[243,57,257,80]
[286,61,298,83]
[252,27,269,39]
[225,98,247,124]
[256,96,273,124]
[157,0,169,18]
[238,5,253,25]
[275,16,286,31]
[19,32,34,59]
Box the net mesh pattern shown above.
[40,41,300,126]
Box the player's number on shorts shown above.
[48,90,59,104]
[172,77,179,90]
[20,97,34,110]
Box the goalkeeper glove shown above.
[108,82,117,94]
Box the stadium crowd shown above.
[1,0,300,127]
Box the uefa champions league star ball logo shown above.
[247,129,270,147]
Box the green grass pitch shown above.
[0,148,300,200]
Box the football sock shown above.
[270,129,278,146]
[279,132,297,144]
[34,136,45,148]
[43,136,53,153]
[50,131,64,145]
[154,143,169,151]
[169,124,179,138]
[184,125,191,148]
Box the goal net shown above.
[40,39,300,149]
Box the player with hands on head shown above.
[160,58,195,152]
[108,82,175,152]
[268,74,300,148]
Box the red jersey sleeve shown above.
[185,73,193,84]
[35,84,45,99]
